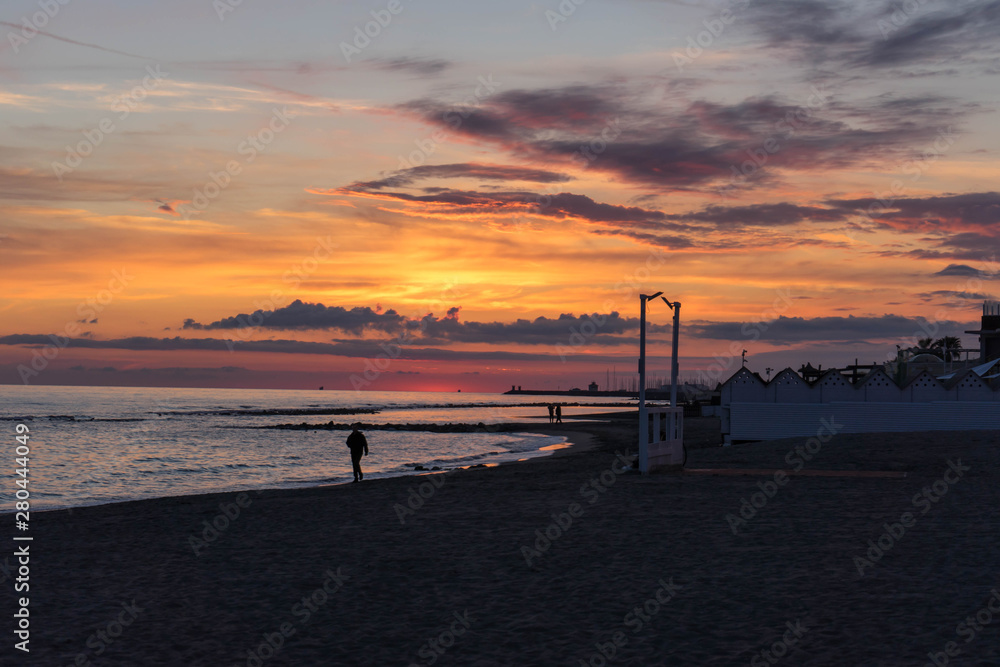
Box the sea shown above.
[0,385,634,512]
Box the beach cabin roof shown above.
[856,366,903,401]
[815,369,852,387]
[904,369,945,391]
[904,369,947,401]
[769,367,808,387]
[722,366,765,387]
[856,367,898,389]
[764,367,813,403]
[814,369,857,401]
[720,366,768,403]
[944,368,991,392]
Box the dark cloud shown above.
[415,310,641,345]
[182,300,408,334]
[687,314,968,345]
[843,192,1000,262]
[181,301,648,346]
[334,177,866,255]
[743,0,1000,72]
[0,334,633,363]
[862,0,1000,68]
[329,183,692,232]
[748,0,858,43]
[932,263,992,277]
[678,203,847,226]
[351,163,572,190]
[392,84,970,193]
[368,57,452,76]
[917,290,995,301]
[331,175,869,251]
[830,191,1000,230]
[398,85,621,138]
[588,229,698,250]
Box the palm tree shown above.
[917,337,936,351]
[933,336,962,362]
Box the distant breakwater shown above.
[505,389,667,399]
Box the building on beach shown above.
[717,301,1000,443]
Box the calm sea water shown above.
[0,386,633,512]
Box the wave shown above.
[0,415,148,422]
[154,407,381,417]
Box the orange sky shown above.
[2,1,999,390]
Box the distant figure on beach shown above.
[547,404,555,423]
[555,405,562,423]
[346,424,369,483]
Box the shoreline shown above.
[17,423,604,517]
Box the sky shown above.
[1,0,999,392]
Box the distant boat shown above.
[319,386,324,390]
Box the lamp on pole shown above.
[662,297,681,411]
[638,293,681,473]
[637,292,662,473]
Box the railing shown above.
[639,406,684,473]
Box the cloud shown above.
[742,0,1000,72]
[324,183,693,233]
[829,191,1000,233]
[181,300,648,346]
[329,169,863,253]
[349,162,572,190]
[686,314,968,345]
[368,57,452,76]
[390,83,971,193]
[861,0,1000,68]
[0,333,631,363]
[414,309,642,345]
[182,300,408,334]
[677,202,847,227]
[917,290,995,301]
[329,168,878,251]
[588,228,697,250]
[931,264,991,277]
[3,310,977,360]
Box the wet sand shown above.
[4,416,1000,665]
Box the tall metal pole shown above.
[670,301,680,409]
[638,295,648,473]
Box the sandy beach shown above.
[4,415,1000,665]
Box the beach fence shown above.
[639,406,684,472]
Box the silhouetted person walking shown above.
[346,424,369,482]
[555,405,562,423]
[547,404,555,423]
